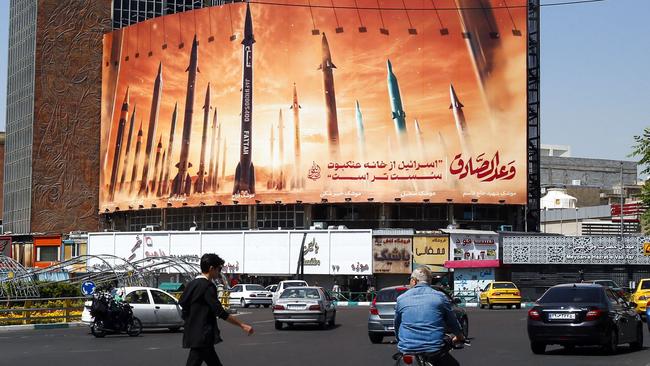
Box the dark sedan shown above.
[527,283,644,354]
[367,285,468,344]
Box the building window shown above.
[128,209,162,231]
[256,204,304,229]
[37,246,59,262]
[205,205,249,230]
[166,207,202,231]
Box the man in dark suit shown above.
[180,253,254,366]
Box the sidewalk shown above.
[0,322,87,332]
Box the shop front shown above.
[372,231,413,289]
[443,229,500,302]
[413,234,450,287]
[503,235,650,300]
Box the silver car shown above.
[272,286,336,330]
[367,285,469,344]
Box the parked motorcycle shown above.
[89,291,142,338]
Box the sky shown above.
[0,0,648,165]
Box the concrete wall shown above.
[541,156,636,189]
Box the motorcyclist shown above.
[395,267,465,366]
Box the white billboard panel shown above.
[87,233,116,270]
[202,232,245,273]
[168,233,202,263]
[330,231,373,275]
[244,232,290,274]
[289,232,330,275]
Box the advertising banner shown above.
[330,231,373,275]
[413,236,449,267]
[289,232,331,275]
[448,231,498,262]
[201,232,244,273]
[372,237,412,274]
[100,1,528,211]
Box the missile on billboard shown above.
[108,88,130,202]
[276,109,286,190]
[387,59,407,141]
[195,83,211,194]
[221,137,227,188]
[119,103,136,192]
[172,35,199,196]
[139,62,163,196]
[151,135,163,195]
[319,33,340,158]
[449,83,472,155]
[129,121,144,194]
[355,100,366,160]
[233,3,256,196]
[268,122,275,189]
[414,119,425,157]
[207,108,219,191]
[161,102,178,196]
[455,0,501,93]
[156,150,166,197]
[290,83,304,189]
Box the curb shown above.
[0,322,87,332]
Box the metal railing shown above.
[329,291,376,302]
[0,296,86,325]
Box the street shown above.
[1,307,649,366]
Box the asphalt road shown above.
[1,307,649,366]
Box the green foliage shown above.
[630,127,650,234]
[36,281,81,298]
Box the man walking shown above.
[180,253,254,366]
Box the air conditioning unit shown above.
[499,225,513,232]
[312,222,326,229]
[572,179,581,186]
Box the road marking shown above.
[251,320,274,324]
[69,349,112,353]
[146,347,161,351]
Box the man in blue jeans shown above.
[395,267,465,366]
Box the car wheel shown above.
[488,299,493,310]
[562,344,575,352]
[461,317,469,338]
[168,327,181,333]
[630,325,643,351]
[603,328,618,354]
[515,304,521,309]
[530,342,546,354]
[274,321,283,330]
[263,304,270,308]
[328,311,336,327]
[368,332,383,344]
[240,298,248,308]
[507,305,513,309]
[255,304,261,308]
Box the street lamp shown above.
[575,207,579,236]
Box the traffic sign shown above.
[81,281,96,296]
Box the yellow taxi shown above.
[479,281,522,309]
[630,278,650,317]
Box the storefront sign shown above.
[448,231,498,262]
[644,242,650,256]
[373,237,412,274]
[413,236,448,266]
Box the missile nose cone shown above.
[123,87,130,105]
[414,119,422,134]
[243,3,255,43]
[387,59,393,74]
[449,83,463,109]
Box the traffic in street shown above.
[2,306,648,366]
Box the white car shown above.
[266,284,278,293]
[82,287,184,331]
[272,280,309,305]
[229,284,273,308]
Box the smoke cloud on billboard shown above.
[100,0,528,210]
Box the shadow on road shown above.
[544,345,648,356]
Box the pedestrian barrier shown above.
[329,290,376,303]
[0,296,85,326]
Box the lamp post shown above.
[575,207,579,236]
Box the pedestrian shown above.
[179,253,254,366]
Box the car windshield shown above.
[375,288,408,303]
[283,282,306,288]
[492,283,517,289]
[246,285,266,291]
[641,281,650,290]
[280,288,320,299]
[538,287,603,304]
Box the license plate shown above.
[548,313,575,320]
[386,326,394,331]
[287,305,303,310]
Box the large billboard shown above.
[100,1,528,210]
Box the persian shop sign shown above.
[413,236,449,266]
[450,234,498,261]
[100,1,528,210]
[373,237,412,274]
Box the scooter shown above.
[89,292,142,338]
[392,335,470,366]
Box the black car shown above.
[367,285,468,344]
[527,283,644,354]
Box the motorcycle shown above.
[392,335,470,366]
[89,291,142,338]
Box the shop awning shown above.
[444,260,500,269]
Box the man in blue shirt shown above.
[395,267,465,366]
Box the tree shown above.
[630,127,650,234]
